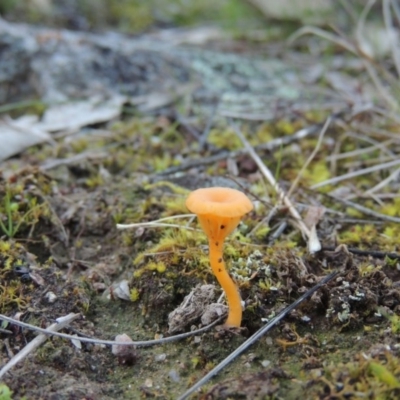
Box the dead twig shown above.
[329,196,400,223]
[322,246,400,260]
[365,167,400,195]
[40,151,108,171]
[383,0,400,78]
[229,121,311,240]
[0,313,80,379]
[287,117,331,199]
[326,140,395,161]
[116,214,197,231]
[0,313,223,348]
[311,158,400,189]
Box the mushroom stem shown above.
[208,239,242,328]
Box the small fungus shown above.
[186,187,253,327]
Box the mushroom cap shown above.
[186,187,253,218]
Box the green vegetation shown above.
[0,384,13,400]
[0,0,265,33]
[0,185,47,238]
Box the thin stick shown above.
[365,167,400,195]
[330,196,400,223]
[362,60,399,109]
[116,214,196,230]
[249,205,279,238]
[0,314,223,348]
[311,158,400,189]
[118,222,197,230]
[288,26,357,54]
[287,117,331,199]
[40,151,108,170]
[343,131,396,159]
[326,140,394,161]
[177,271,339,400]
[322,246,400,260]
[0,313,80,379]
[338,0,358,22]
[230,121,311,239]
[383,0,400,78]
[392,0,400,27]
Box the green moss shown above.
[0,183,50,238]
[129,287,140,302]
[253,225,271,241]
[85,174,104,188]
[381,198,400,217]
[0,240,11,253]
[275,119,297,135]
[369,361,400,388]
[108,1,153,32]
[0,383,13,400]
[358,261,381,277]
[302,160,331,186]
[207,128,242,150]
[0,279,29,311]
[315,352,400,399]
[164,197,189,215]
[144,181,189,196]
[259,277,281,291]
[340,224,378,247]
[70,138,89,153]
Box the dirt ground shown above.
[1,1,400,400]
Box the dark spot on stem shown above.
[218,268,222,272]
[215,242,219,246]
[220,225,225,229]
[218,258,222,263]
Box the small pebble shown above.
[265,336,273,345]
[169,369,180,382]
[45,291,57,303]
[261,360,271,368]
[155,353,166,362]
[144,378,153,388]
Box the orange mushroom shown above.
[185,187,253,327]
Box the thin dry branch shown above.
[383,0,400,78]
[355,0,376,52]
[392,0,400,27]
[40,151,108,170]
[342,130,397,159]
[287,117,331,198]
[0,313,80,379]
[311,158,400,189]
[365,167,400,195]
[116,214,196,231]
[0,313,223,348]
[326,140,395,161]
[288,26,358,54]
[331,196,400,223]
[230,122,311,240]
